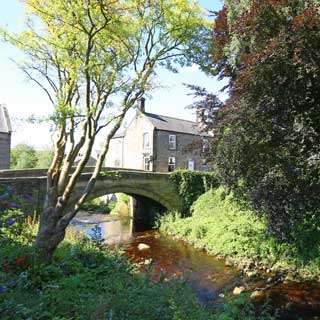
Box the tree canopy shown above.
[189,0,320,243]
[10,143,38,169]
[1,0,210,260]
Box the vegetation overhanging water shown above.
[71,212,320,320]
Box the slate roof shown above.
[112,111,209,139]
[0,105,12,134]
[144,112,206,136]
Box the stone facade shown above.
[153,130,204,172]
[106,111,156,170]
[0,105,12,170]
[106,103,208,172]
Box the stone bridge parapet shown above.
[0,168,183,220]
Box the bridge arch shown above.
[71,171,183,213]
[0,169,184,220]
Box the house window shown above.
[143,132,150,148]
[188,160,195,171]
[168,157,176,172]
[168,134,176,150]
[144,156,150,171]
[202,137,209,154]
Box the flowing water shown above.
[70,213,320,320]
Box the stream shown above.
[70,213,320,320]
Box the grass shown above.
[159,188,320,280]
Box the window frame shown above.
[143,132,150,149]
[143,156,150,171]
[188,159,195,171]
[168,134,177,150]
[168,156,176,172]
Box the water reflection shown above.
[71,213,133,246]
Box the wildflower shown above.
[0,285,7,293]
[22,194,33,202]
[9,203,20,209]
[2,264,9,271]
[14,256,28,265]
[6,219,15,227]
[12,213,25,218]
[0,193,9,200]
[8,281,18,288]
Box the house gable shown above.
[0,105,12,170]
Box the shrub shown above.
[80,198,114,214]
[112,193,130,216]
[159,188,320,278]
[169,170,219,213]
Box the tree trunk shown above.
[35,207,67,263]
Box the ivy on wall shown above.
[169,170,219,214]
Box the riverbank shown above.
[159,188,320,282]
[0,224,276,320]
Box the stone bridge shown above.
[0,167,183,226]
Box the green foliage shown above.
[10,143,37,169]
[0,204,276,320]
[214,1,320,241]
[80,198,115,214]
[0,226,224,320]
[169,170,219,213]
[0,228,276,320]
[10,144,54,169]
[0,184,34,242]
[214,294,276,320]
[35,147,54,168]
[112,193,131,216]
[159,188,320,279]
[2,0,211,260]
[190,0,320,242]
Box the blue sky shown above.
[0,0,225,148]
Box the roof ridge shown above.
[144,112,196,124]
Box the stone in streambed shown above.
[233,286,246,295]
[250,291,263,299]
[138,243,150,250]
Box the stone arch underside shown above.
[83,185,178,212]
[72,176,183,213]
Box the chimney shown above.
[0,104,12,133]
[139,97,145,113]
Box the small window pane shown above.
[168,134,176,150]
[144,157,150,171]
[143,133,150,148]
[188,160,195,171]
[168,157,176,172]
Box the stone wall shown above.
[0,176,47,215]
[0,133,11,170]
[153,130,204,172]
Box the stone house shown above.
[0,105,12,170]
[106,99,209,172]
